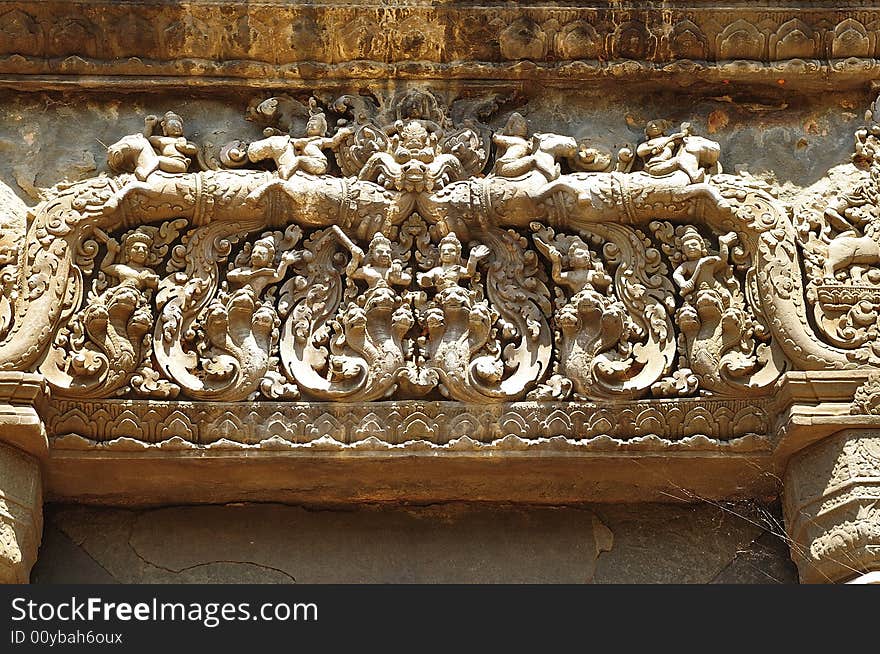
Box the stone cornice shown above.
[0,373,48,461]
[1,1,880,90]
[31,370,880,505]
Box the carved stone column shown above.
[784,429,880,584]
[0,443,42,583]
[0,373,47,583]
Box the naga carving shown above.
[12,87,880,407]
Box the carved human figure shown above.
[672,227,760,385]
[491,112,587,181]
[417,232,490,304]
[107,112,199,182]
[637,121,719,183]
[493,113,538,177]
[145,112,199,175]
[673,227,738,302]
[347,233,412,295]
[227,236,300,297]
[247,101,354,179]
[58,228,161,382]
[101,229,160,292]
[537,237,612,299]
[103,112,200,212]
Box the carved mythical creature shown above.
[246,95,311,135]
[415,232,504,396]
[3,89,841,405]
[153,226,302,401]
[532,226,646,399]
[279,228,413,401]
[794,97,880,357]
[358,120,464,193]
[39,222,185,399]
[438,123,734,243]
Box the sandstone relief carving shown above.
[3,3,880,89]
[12,87,880,416]
[796,94,880,364]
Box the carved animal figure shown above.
[824,231,880,281]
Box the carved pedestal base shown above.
[784,429,880,584]
[0,442,42,583]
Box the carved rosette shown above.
[784,429,880,583]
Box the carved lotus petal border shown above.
[44,398,772,453]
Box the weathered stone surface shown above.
[593,503,797,584]
[36,503,614,584]
[0,2,879,90]
[32,501,795,584]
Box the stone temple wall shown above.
[4,2,880,584]
[33,502,797,584]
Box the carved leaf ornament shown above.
[10,88,880,409]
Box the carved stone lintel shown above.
[784,429,880,583]
[0,442,42,583]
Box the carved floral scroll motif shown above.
[14,88,880,407]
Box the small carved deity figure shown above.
[492,113,534,176]
[247,99,354,179]
[672,227,738,304]
[667,226,768,391]
[492,112,561,180]
[539,237,612,299]
[417,232,490,305]
[347,233,412,294]
[492,112,604,181]
[227,236,300,297]
[358,119,466,193]
[101,229,160,292]
[106,111,199,182]
[637,121,720,183]
[145,112,199,175]
[393,120,438,165]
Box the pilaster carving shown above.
[0,442,41,583]
[784,429,880,583]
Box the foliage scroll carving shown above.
[8,88,880,407]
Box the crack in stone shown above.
[125,509,296,583]
[47,520,120,584]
